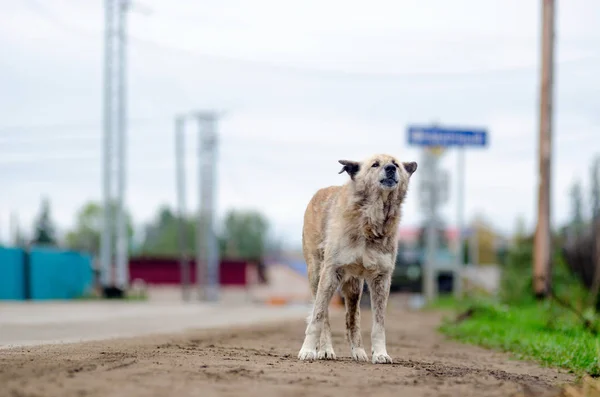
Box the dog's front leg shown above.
[366,271,393,364]
[318,314,336,360]
[298,265,340,361]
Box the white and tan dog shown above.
[298,153,417,364]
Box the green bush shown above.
[499,240,535,305]
[499,239,589,307]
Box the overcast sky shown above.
[1,0,599,248]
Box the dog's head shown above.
[338,154,417,195]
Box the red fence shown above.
[129,257,254,286]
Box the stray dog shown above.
[298,154,417,364]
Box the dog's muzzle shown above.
[380,164,399,188]
[380,177,398,188]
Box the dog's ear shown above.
[403,161,417,176]
[338,160,361,180]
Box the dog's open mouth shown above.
[380,177,398,188]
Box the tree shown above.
[472,214,501,265]
[15,224,27,248]
[65,202,102,254]
[219,209,269,261]
[218,209,271,284]
[32,197,57,246]
[591,156,600,219]
[140,205,195,257]
[64,200,134,255]
[137,206,274,266]
[570,180,585,233]
[590,155,600,309]
[560,154,600,312]
[513,214,530,245]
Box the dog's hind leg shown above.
[298,262,340,361]
[341,277,368,362]
[305,252,335,359]
[305,254,320,324]
[366,270,393,364]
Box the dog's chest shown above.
[334,243,366,267]
[334,241,392,275]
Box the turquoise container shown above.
[0,247,26,300]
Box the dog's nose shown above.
[384,164,396,174]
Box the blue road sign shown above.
[407,125,488,147]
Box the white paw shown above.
[317,346,336,360]
[372,352,393,364]
[351,347,369,362]
[298,348,318,361]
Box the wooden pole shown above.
[534,0,555,298]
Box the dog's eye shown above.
[372,162,380,168]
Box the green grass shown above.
[425,294,472,311]
[435,298,600,376]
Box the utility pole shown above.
[101,0,116,290]
[455,148,465,298]
[534,0,555,298]
[195,112,220,302]
[469,222,479,266]
[175,115,192,301]
[115,0,130,292]
[195,115,206,301]
[102,0,149,295]
[421,148,440,303]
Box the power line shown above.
[22,0,97,38]
[19,0,599,81]
[0,117,170,133]
[126,33,572,80]
[0,130,572,164]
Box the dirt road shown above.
[0,306,573,397]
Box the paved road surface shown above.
[0,300,309,348]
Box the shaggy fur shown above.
[298,153,417,364]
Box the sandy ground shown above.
[0,301,573,397]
